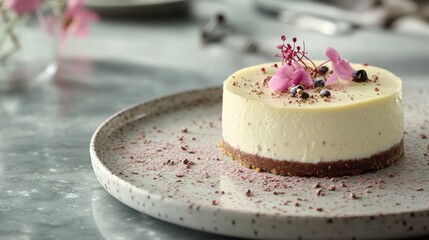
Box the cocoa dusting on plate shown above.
[94,87,429,239]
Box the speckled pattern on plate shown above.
[90,87,429,240]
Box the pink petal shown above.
[74,9,99,22]
[291,62,312,87]
[66,0,85,15]
[292,69,313,87]
[325,47,355,80]
[65,0,98,22]
[325,47,340,64]
[268,64,293,92]
[268,75,291,92]
[333,60,354,80]
[300,71,313,87]
[62,2,98,39]
[326,72,338,85]
[292,61,304,70]
[5,0,41,15]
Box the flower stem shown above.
[311,60,331,78]
[47,0,64,17]
[0,7,21,62]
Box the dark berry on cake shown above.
[352,70,368,82]
[320,89,331,98]
[300,91,310,99]
[313,78,325,89]
[318,66,329,75]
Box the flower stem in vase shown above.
[0,6,21,62]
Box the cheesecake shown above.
[220,59,404,177]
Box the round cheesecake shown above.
[220,62,404,177]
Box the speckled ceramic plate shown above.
[90,86,429,240]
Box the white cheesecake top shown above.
[224,61,402,109]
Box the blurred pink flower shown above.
[44,0,98,42]
[5,0,41,15]
[325,47,354,85]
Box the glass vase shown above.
[0,3,57,91]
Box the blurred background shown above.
[66,0,429,89]
[1,0,429,239]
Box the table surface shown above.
[1,1,429,239]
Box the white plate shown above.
[90,87,429,239]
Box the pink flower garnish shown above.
[269,35,316,92]
[268,64,294,92]
[326,72,338,85]
[5,0,41,15]
[269,35,358,93]
[291,61,313,87]
[325,47,354,84]
[276,35,314,69]
[44,0,98,43]
[268,62,312,92]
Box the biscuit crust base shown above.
[219,138,404,177]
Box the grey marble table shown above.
[1,1,429,239]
